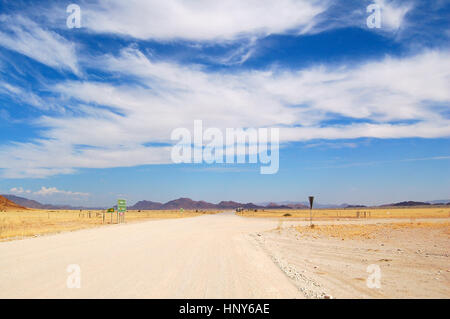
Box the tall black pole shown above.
[308,196,314,227]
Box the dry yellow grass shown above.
[296,221,450,240]
[0,209,219,241]
[237,206,450,219]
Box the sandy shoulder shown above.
[254,220,449,298]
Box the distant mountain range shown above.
[380,201,450,207]
[1,195,104,210]
[1,195,306,210]
[260,200,450,208]
[2,194,449,210]
[128,198,302,210]
[257,200,347,209]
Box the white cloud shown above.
[0,15,79,74]
[3,168,76,179]
[306,0,413,37]
[34,186,89,197]
[77,0,415,42]
[9,186,88,197]
[0,138,171,178]
[282,121,450,141]
[375,0,413,31]
[0,48,449,178]
[9,187,31,194]
[0,82,48,110]
[213,37,259,65]
[82,0,327,41]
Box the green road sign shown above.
[107,208,114,213]
[117,199,127,213]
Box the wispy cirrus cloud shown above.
[78,0,415,42]
[306,0,414,38]
[81,0,328,41]
[0,15,79,74]
[0,2,447,179]
[374,0,413,31]
[0,47,449,178]
[0,81,47,110]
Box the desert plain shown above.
[0,205,448,298]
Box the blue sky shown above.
[0,0,449,206]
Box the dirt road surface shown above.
[0,212,303,298]
[1,212,448,298]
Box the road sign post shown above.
[308,196,314,227]
[117,199,127,224]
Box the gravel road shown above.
[0,212,304,298]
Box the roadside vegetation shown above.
[0,209,219,241]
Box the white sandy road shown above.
[0,212,304,298]
[3,212,447,299]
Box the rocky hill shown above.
[0,195,26,211]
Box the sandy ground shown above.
[0,212,302,298]
[256,219,449,298]
[0,212,448,298]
